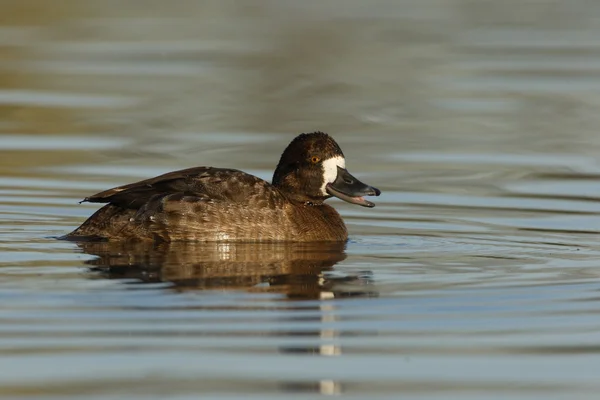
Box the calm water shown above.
[2,1,600,399]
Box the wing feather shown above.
[82,167,280,209]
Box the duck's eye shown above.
[310,156,320,164]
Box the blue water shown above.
[2,1,600,398]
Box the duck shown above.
[62,131,380,242]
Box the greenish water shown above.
[2,1,600,399]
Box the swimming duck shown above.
[62,132,380,242]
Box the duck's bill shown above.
[326,166,381,208]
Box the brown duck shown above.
[62,132,380,242]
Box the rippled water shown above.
[2,1,600,398]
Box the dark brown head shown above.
[272,132,381,207]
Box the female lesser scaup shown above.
[62,132,380,242]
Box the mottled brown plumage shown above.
[62,132,380,243]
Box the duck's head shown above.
[272,131,381,207]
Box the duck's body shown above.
[63,132,380,243]
[66,166,348,242]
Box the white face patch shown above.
[320,156,346,195]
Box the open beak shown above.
[325,166,381,208]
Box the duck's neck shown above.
[277,186,319,205]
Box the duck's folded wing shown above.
[82,167,277,209]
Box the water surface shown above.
[2,1,600,399]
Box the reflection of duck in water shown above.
[80,241,376,300]
[63,132,380,242]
